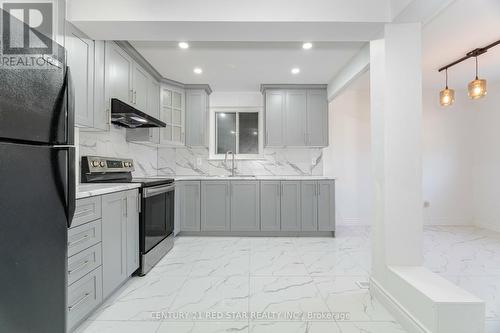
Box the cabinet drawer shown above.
[67,266,102,332]
[68,243,102,286]
[68,219,102,257]
[73,196,102,227]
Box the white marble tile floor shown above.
[75,225,500,333]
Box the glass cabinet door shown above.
[160,88,184,145]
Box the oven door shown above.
[140,183,175,254]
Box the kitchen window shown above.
[210,109,263,159]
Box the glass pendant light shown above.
[439,68,455,107]
[468,56,487,99]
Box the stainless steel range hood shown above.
[111,98,166,128]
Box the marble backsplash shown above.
[157,147,323,177]
[78,126,323,178]
[79,126,158,177]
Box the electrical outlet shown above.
[196,157,202,168]
[311,158,316,167]
[423,201,430,208]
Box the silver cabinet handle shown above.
[68,260,90,275]
[266,131,269,145]
[137,195,141,213]
[68,234,89,248]
[318,183,321,196]
[68,293,91,312]
[134,90,137,104]
[130,89,134,103]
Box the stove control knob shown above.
[99,161,106,167]
[91,160,99,167]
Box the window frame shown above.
[209,107,264,160]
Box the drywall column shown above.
[370,23,424,280]
[369,24,484,333]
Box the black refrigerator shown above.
[0,12,75,333]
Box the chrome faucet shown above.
[224,151,235,177]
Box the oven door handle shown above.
[143,184,175,198]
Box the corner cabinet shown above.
[263,86,328,147]
[185,88,210,147]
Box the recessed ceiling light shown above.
[193,67,203,74]
[302,42,313,50]
[291,68,300,74]
[178,42,189,49]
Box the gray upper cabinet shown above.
[179,181,201,232]
[93,40,109,131]
[260,181,281,231]
[125,190,140,276]
[133,65,149,112]
[201,181,230,231]
[230,181,260,231]
[263,87,328,148]
[285,90,308,146]
[317,180,336,231]
[185,89,209,147]
[265,90,285,147]
[301,181,318,231]
[101,191,128,299]
[280,181,301,231]
[307,90,328,147]
[66,23,94,128]
[105,42,134,108]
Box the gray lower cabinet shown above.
[301,181,318,231]
[179,181,201,231]
[101,191,128,299]
[126,189,140,276]
[280,181,302,231]
[260,181,281,231]
[201,181,230,231]
[67,266,102,332]
[230,181,260,231]
[318,180,336,231]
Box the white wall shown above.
[323,88,372,225]
[472,82,500,232]
[324,79,477,226]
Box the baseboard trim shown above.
[178,230,335,237]
[370,277,430,333]
[475,221,500,233]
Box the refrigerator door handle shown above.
[65,66,75,145]
[67,146,76,227]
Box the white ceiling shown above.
[422,0,500,89]
[131,41,366,91]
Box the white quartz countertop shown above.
[77,183,141,199]
[174,175,335,181]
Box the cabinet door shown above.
[133,65,149,112]
[285,90,307,146]
[265,90,285,147]
[201,181,230,231]
[307,89,328,147]
[126,190,140,276]
[147,79,161,143]
[93,40,109,131]
[301,181,318,231]
[318,180,336,231]
[101,191,127,299]
[179,181,201,232]
[230,181,260,231]
[66,23,94,128]
[280,181,301,231]
[106,42,133,107]
[260,181,281,231]
[185,89,207,147]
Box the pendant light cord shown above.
[445,68,449,89]
[475,56,479,80]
